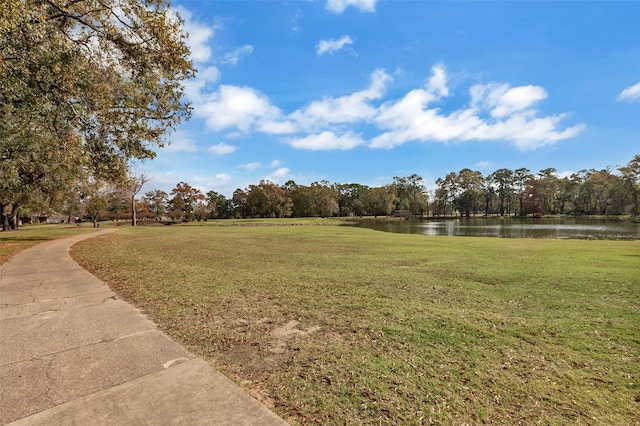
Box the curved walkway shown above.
[0,230,288,425]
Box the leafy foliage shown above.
[1,0,194,230]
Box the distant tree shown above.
[126,174,150,226]
[169,182,205,221]
[289,181,338,218]
[535,168,559,215]
[335,183,369,217]
[231,189,249,218]
[81,181,109,228]
[439,172,463,216]
[433,176,453,217]
[555,177,574,215]
[143,190,169,219]
[206,191,231,218]
[513,168,533,216]
[431,183,449,217]
[363,186,397,217]
[393,174,428,216]
[290,185,314,217]
[523,179,543,216]
[136,198,154,222]
[454,169,484,217]
[583,169,624,215]
[488,168,514,216]
[619,154,640,216]
[283,180,299,194]
[311,181,339,217]
[568,171,589,215]
[106,186,128,222]
[244,180,292,218]
[61,182,85,224]
[193,201,210,221]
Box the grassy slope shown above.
[70,223,640,424]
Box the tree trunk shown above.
[519,195,525,216]
[9,204,20,230]
[627,180,638,217]
[1,201,8,231]
[131,195,137,226]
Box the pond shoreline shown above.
[348,215,640,240]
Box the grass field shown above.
[0,223,98,265]
[64,222,640,424]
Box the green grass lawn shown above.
[0,223,98,265]
[69,222,639,424]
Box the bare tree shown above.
[128,174,150,226]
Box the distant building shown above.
[393,210,411,218]
[46,214,69,224]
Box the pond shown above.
[351,217,640,240]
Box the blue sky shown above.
[143,0,640,197]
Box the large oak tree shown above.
[1,0,194,230]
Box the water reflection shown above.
[352,217,640,240]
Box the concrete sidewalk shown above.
[0,230,288,425]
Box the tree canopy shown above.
[1,0,194,230]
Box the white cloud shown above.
[240,161,282,172]
[183,66,221,103]
[372,66,585,150]
[215,173,232,184]
[175,6,216,63]
[264,167,291,184]
[199,66,221,83]
[257,120,297,134]
[326,0,377,13]
[224,131,245,139]
[186,55,583,152]
[271,167,290,178]
[242,162,262,170]
[222,45,254,65]
[317,35,354,55]
[372,67,446,139]
[426,64,449,98]
[163,130,198,152]
[290,8,303,33]
[617,82,640,102]
[196,85,283,132]
[467,112,585,150]
[189,174,232,194]
[287,131,365,151]
[373,95,584,150]
[208,143,237,155]
[372,98,483,148]
[290,69,392,130]
[471,83,548,118]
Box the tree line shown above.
[50,154,639,225]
